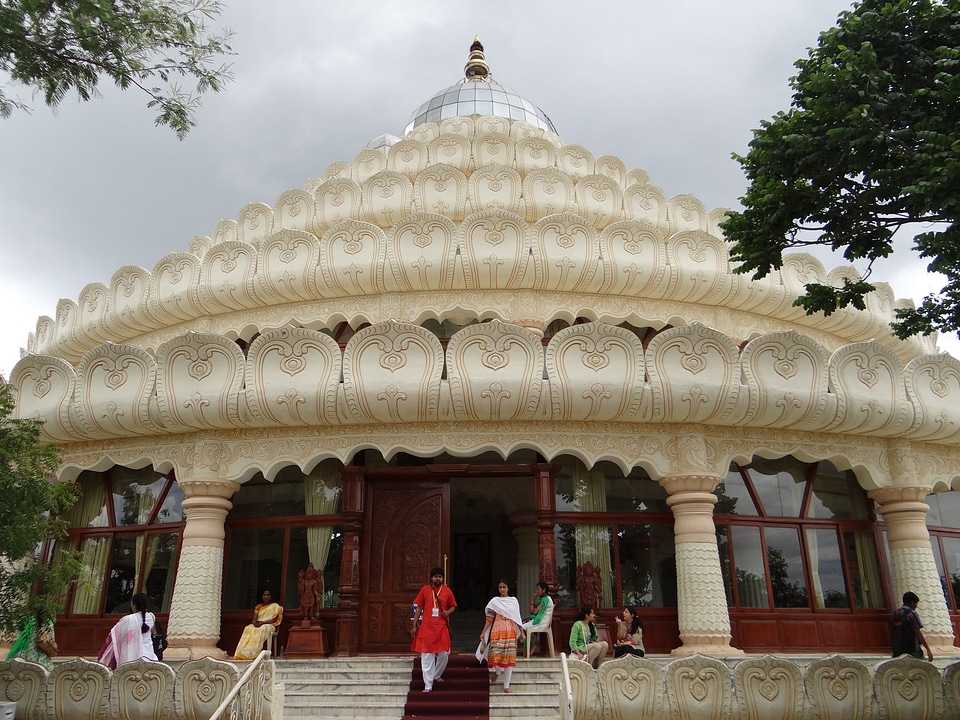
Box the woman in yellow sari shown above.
[233,590,283,660]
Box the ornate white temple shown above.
[10,37,960,665]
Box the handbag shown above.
[36,624,58,657]
[151,622,168,660]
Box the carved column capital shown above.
[661,474,722,545]
[179,478,241,501]
[869,486,931,548]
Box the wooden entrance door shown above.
[360,479,449,652]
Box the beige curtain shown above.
[850,530,884,609]
[805,528,825,608]
[135,534,161,593]
[572,459,613,608]
[62,475,107,528]
[304,460,343,607]
[72,536,110,613]
[133,488,160,590]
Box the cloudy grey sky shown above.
[1,0,953,377]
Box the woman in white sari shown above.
[97,593,157,669]
[476,580,523,693]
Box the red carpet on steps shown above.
[403,653,490,720]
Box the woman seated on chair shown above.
[521,582,551,634]
[234,590,283,660]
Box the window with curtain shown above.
[57,466,183,615]
[925,491,960,612]
[717,457,884,612]
[223,460,344,611]
[553,456,675,609]
[617,523,676,607]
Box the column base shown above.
[671,633,744,658]
[163,644,229,661]
[931,642,960,658]
[670,644,745,658]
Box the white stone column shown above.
[871,485,957,656]
[164,478,239,660]
[661,474,742,657]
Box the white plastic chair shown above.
[524,597,555,657]
[263,627,279,656]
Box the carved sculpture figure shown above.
[576,561,603,608]
[298,563,323,621]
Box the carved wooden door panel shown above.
[360,479,449,652]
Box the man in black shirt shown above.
[891,591,933,661]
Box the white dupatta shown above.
[475,595,523,663]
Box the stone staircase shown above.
[276,655,561,720]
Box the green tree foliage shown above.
[721,0,960,339]
[0,377,80,635]
[0,0,233,138]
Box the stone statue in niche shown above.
[576,561,603,608]
[298,563,324,621]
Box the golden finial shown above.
[464,35,489,82]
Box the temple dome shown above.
[403,37,557,136]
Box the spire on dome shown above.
[464,36,489,81]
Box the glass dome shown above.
[403,77,557,135]
[402,37,557,136]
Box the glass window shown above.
[843,529,884,609]
[71,535,110,614]
[62,472,109,527]
[744,457,807,517]
[765,527,808,608]
[617,524,676,607]
[284,526,343,609]
[716,468,758,515]
[154,484,184,523]
[806,528,846,608]
[554,523,614,609]
[717,527,734,605]
[109,467,169,525]
[223,527,285,611]
[230,467,307,519]
[731,525,768,607]
[224,462,344,612]
[928,491,960,529]
[60,466,183,618]
[719,455,884,614]
[941,537,960,609]
[104,533,143,613]
[141,531,179,612]
[555,461,668,512]
[807,462,869,520]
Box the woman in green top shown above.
[522,582,550,634]
[7,613,56,670]
[568,605,608,668]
